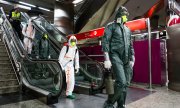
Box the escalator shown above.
[0,7,64,101]
[75,0,107,33]
[22,13,105,94]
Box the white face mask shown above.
[116,18,121,23]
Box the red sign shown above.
[69,18,148,41]
[68,27,105,40]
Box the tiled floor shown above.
[127,87,180,108]
[0,86,180,108]
[0,100,49,108]
[51,87,153,108]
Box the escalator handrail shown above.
[22,12,105,89]
[25,12,104,66]
[39,15,67,38]
[2,29,53,96]
[35,15,103,64]
[2,12,60,66]
[21,12,65,52]
[27,13,105,77]
[0,7,63,96]
[22,12,67,42]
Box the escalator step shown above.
[0,79,19,87]
[0,52,8,57]
[0,85,19,95]
[0,73,16,80]
[74,81,91,95]
[75,83,91,89]
[0,68,14,73]
[0,56,9,60]
[0,63,12,68]
[0,45,5,49]
[0,60,10,63]
[0,49,7,53]
[74,83,91,95]
[76,81,91,86]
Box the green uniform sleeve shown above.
[102,24,113,52]
[129,32,135,61]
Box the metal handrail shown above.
[21,12,65,52]
[0,7,63,96]
[22,12,67,42]
[23,12,103,64]
[3,14,60,66]
[39,15,66,38]
[23,12,105,90]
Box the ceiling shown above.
[0,0,83,22]
[1,0,178,32]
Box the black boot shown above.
[117,91,127,108]
[103,101,114,108]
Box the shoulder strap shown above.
[75,48,78,55]
[65,45,78,55]
[66,45,69,54]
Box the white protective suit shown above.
[22,19,35,54]
[58,36,79,96]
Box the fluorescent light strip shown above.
[73,0,83,4]
[19,1,36,7]
[18,4,31,10]
[0,0,11,5]
[38,7,50,12]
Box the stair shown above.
[0,40,19,95]
[0,85,19,94]
[74,81,92,95]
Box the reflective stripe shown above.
[12,12,20,20]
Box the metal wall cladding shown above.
[54,1,74,35]
[167,24,180,92]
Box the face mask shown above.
[43,34,48,39]
[71,42,76,47]
[121,15,128,23]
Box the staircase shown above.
[0,34,19,95]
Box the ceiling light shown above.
[54,9,68,17]
[0,0,11,5]
[18,5,31,10]
[38,7,50,12]
[19,1,36,7]
[73,0,83,4]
